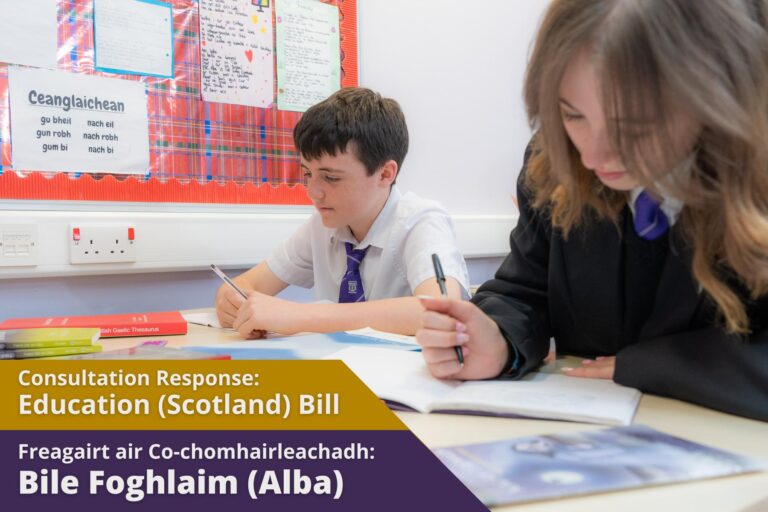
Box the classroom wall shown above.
[0,258,505,318]
[358,0,549,215]
[0,0,548,317]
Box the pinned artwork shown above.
[0,0,357,204]
[0,0,58,70]
[94,0,174,78]
[276,0,341,112]
[199,0,274,108]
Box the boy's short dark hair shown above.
[293,87,409,177]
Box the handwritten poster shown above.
[199,0,274,107]
[94,0,174,78]
[0,0,57,70]
[8,67,150,174]
[276,0,340,112]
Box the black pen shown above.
[431,253,464,367]
[210,264,249,300]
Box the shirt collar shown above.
[331,185,403,249]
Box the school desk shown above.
[101,317,768,512]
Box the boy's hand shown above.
[416,297,508,380]
[215,284,245,328]
[232,291,298,339]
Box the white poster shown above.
[0,0,58,70]
[8,67,150,174]
[94,0,174,78]
[276,0,340,112]
[199,0,274,108]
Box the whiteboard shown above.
[358,0,550,215]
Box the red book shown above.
[0,311,187,338]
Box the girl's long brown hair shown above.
[524,0,768,333]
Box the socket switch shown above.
[69,223,137,264]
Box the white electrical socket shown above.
[0,224,38,267]
[69,223,137,264]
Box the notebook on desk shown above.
[329,347,641,426]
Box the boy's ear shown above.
[377,160,398,187]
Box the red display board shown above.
[0,0,357,204]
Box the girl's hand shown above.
[563,356,616,379]
[416,296,508,380]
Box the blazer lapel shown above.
[638,228,703,340]
[561,217,625,354]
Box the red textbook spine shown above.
[0,312,188,338]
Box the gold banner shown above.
[0,360,406,431]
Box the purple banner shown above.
[1,430,487,511]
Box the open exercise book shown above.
[434,425,765,506]
[330,347,641,426]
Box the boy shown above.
[215,87,469,337]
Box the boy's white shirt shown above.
[266,185,470,302]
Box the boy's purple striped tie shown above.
[634,190,669,240]
[339,242,369,303]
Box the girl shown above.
[417,0,768,421]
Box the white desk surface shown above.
[106,319,768,512]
